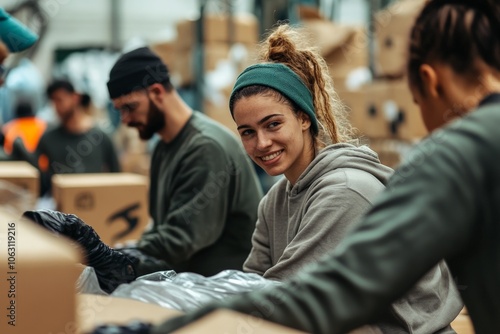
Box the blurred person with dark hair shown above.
[2,100,46,155]
[36,79,120,196]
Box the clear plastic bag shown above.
[76,266,108,295]
[109,269,281,312]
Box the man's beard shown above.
[131,98,166,140]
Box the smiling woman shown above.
[225,24,463,333]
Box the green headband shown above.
[230,63,319,135]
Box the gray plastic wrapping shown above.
[76,266,107,295]
[111,270,280,312]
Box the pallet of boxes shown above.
[167,12,260,134]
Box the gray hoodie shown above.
[244,143,462,333]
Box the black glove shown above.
[92,322,152,334]
[23,209,138,293]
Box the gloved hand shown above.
[23,209,138,293]
[91,322,152,334]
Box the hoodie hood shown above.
[288,143,393,195]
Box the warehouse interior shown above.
[0,0,489,333]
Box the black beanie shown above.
[107,47,170,99]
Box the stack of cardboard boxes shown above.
[173,13,259,86]
[0,161,151,248]
[150,13,260,135]
[300,8,368,92]
[149,4,429,168]
[324,0,428,168]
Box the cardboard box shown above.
[52,173,150,246]
[374,0,426,77]
[0,210,82,334]
[302,19,368,82]
[0,161,39,197]
[381,79,427,140]
[176,310,306,333]
[337,88,367,137]
[172,43,256,87]
[78,294,182,333]
[204,99,239,136]
[173,43,231,86]
[149,40,176,70]
[176,13,259,50]
[78,296,306,334]
[342,79,427,140]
